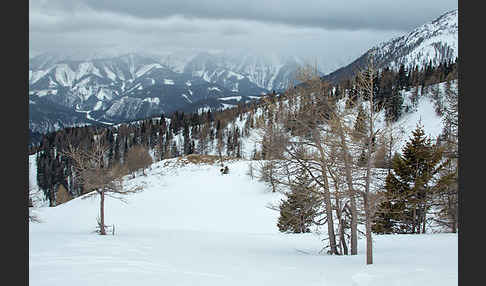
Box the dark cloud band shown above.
[78,0,456,31]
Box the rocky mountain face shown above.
[29,51,304,136]
[183,52,303,92]
[322,9,458,84]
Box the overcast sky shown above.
[29,0,458,73]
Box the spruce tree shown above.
[277,170,321,233]
[373,124,448,234]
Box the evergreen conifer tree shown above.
[385,88,403,122]
[373,123,448,234]
[277,169,321,233]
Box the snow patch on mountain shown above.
[76,62,103,81]
[135,63,162,78]
[93,101,103,111]
[208,86,221,92]
[221,103,235,110]
[164,79,175,85]
[226,71,245,80]
[30,69,53,85]
[103,66,118,81]
[218,96,242,101]
[143,97,160,104]
[54,64,76,87]
[36,90,57,97]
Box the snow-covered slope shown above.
[29,76,457,284]
[373,9,457,70]
[29,158,457,286]
[391,84,450,152]
[323,9,458,83]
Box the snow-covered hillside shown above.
[323,9,457,83]
[211,80,453,161]
[29,78,455,208]
[391,83,451,151]
[29,76,458,284]
[372,9,458,70]
[29,158,457,286]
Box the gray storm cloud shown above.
[29,0,457,72]
[65,0,456,31]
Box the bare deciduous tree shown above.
[125,144,153,177]
[354,53,381,264]
[280,66,340,255]
[431,78,458,233]
[63,139,142,235]
[256,60,399,262]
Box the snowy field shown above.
[29,159,457,286]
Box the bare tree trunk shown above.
[422,201,427,234]
[364,89,374,265]
[218,142,224,167]
[99,191,106,235]
[270,163,276,192]
[335,195,348,255]
[449,190,457,233]
[329,165,348,256]
[363,117,374,264]
[336,126,358,255]
[322,169,339,255]
[358,52,376,264]
[340,223,348,255]
[452,206,457,233]
[364,195,373,264]
[312,130,339,255]
[412,208,417,234]
[364,135,374,264]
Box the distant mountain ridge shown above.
[322,9,458,84]
[29,9,458,137]
[183,52,304,92]
[29,51,306,135]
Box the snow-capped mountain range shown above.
[29,51,305,134]
[183,52,305,92]
[29,9,458,136]
[323,9,458,84]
